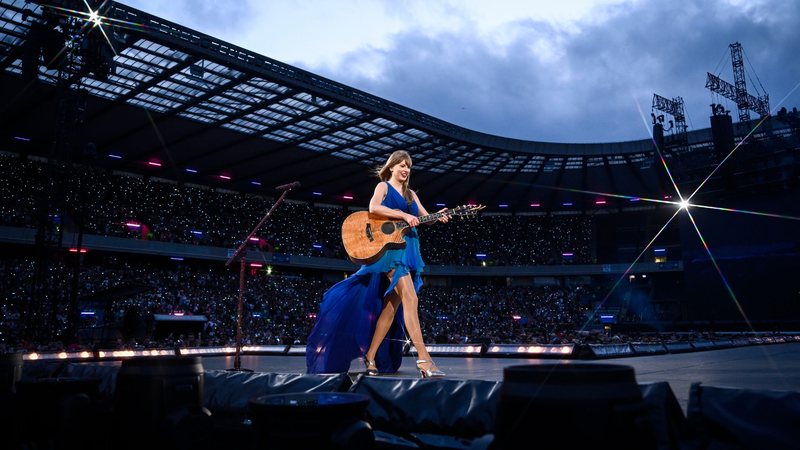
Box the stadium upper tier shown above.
[1,0,797,210]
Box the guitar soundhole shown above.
[380,221,395,235]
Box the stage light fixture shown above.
[180,347,231,356]
[413,344,485,357]
[487,343,574,357]
[22,350,91,361]
[286,345,308,355]
[242,345,290,355]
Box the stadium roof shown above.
[0,0,771,212]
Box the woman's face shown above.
[390,159,411,183]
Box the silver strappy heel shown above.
[364,358,378,376]
[416,359,445,378]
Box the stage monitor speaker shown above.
[248,392,373,450]
[493,363,657,449]
[115,356,208,449]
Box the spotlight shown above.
[679,200,690,210]
[88,10,101,26]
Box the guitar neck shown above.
[395,211,448,229]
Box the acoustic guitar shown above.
[341,204,485,265]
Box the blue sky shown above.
[120,0,800,143]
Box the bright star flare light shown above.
[578,91,799,334]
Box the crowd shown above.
[0,153,594,265]
[0,254,611,352]
[419,284,589,344]
[0,152,664,351]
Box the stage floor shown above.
[201,342,800,413]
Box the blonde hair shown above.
[374,150,413,204]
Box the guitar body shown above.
[341,204,484,265]
[341,211,407,265]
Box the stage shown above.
[200,342,800,413]
[9,341,800,449]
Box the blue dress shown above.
[306,182,424,374]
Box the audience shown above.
[0,255,621,351]
[0,154,592,265]
[0,154,772,352]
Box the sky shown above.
[119,0,800,144]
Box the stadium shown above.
[1,1,798,449]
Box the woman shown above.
[306,150,448,377]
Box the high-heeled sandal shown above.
[416,359,445,378]
[364,358,378,376]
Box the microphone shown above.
[275,181,301,191]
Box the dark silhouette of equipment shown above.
[493,364,657,449]
[115,356,211,450]
[709,103,737,193]
[652,94,688,137]
[705,42,770,123]
[248,392,374,449]
[650,93,687,196]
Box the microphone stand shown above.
[225,185,296,371]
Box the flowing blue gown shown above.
[306,182,424,374]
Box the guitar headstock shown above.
[447,204,486,219]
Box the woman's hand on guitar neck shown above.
[402,212,420,227]
[436,208,450,224]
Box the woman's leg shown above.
[394,274,440,373]
[364,287,401,366]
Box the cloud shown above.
[123,0,260,38]
[313,0,800,143]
